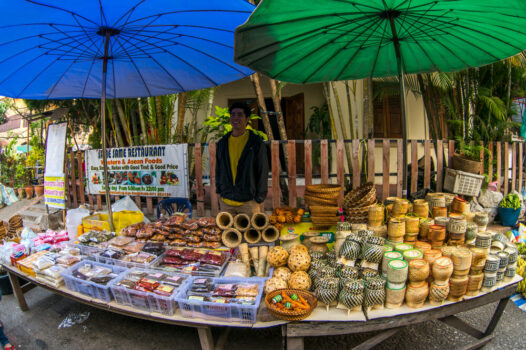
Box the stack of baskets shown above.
[8,215,23,238]
[304,184,341,227]
[0,221,7,243]
[343,182,377,223]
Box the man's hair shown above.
[229,102,251,118]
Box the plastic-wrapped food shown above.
[223,261,249,278]
[108,236,133,247]
[137,278,160,291]
[116,279,136,289]
[122,241,145,254]
[123,252,156,264]
[142,242,165,256]
[129,270,148,279]
[185,235,202,243]
[90,276,113,285]
[60,247,80,256]
[202,241,221,249]
[200,251,227,266]
[181,248,204,261]
[213,283,237,298]
[197,217,215,228]
[190,278,213,293]
[56,255,80,267]
[181,221,199,231]
[163,275,185,287]
[187,242,203,248]
[234,296,257,304]
[163,256,187,265]
[171,239,186,246]
[203,234,221,242]
[136,227,154,239]
[145,272,166,281]
[42,265,65,279]
[100,249,124,259]
[236,284,259,297]
[150,234,165,241]
[33,256,55,270]
[165,248,184,258]
[154,284,175,296]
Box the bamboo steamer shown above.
[426,193,446,209]
[430,240,445,249]
[413,200,429,218]
[424,249,442,266]
[404,216,420,233]
[419,219,434,241]
[405,281,429,309]
[452,248,472,271]
[466,273,484,296]
[404,232,419,243]
[392,199,410,216]
[368,205,385,227]
[432,207,448,218]
[441,246,456,259]
[382,251,403,277]
[451,196,467,214]
[387,259,408,284]
[428,225,446,241]
[432,257,453,285]
[429,281,450,306]
[386,284,406,309]
[434,216,449,228]
[414,241,432,253]
[408,259,430,283]
[368,225,387,238]
[388,218,405,241]
[448,275,469,302]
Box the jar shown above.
[419,219,434,240]
[404,216,420,233]
[368,225,387,238]
[424,249,442,266]
[414,241,432,253]
[405,281,429,308]
[382,251,403,276]
[388,219,405,242]
[452,248,473,271]
[482,272,497,291]
[448,214,467,234]
[427,193,446,209]
[432,256,453,285]
[474,212,489,227]
[451,196,467,214]
[368,205,385,227]
[387,259,409,284]
[392,199,410,216]
[484,255,500,272]
[403,249,424,262]
[413,200,429,218]
[434,216,450,228]
[302,231,320,250]
[408,259,430,283]
[338,279,365,312]
[428,225,446,241]
[429,281,450,306]
[448,275,468,302]
[310,236,329,254]
[475,232,492,248]
[386,284,406,309]
[432,207,448,218]
[466,273,484,296]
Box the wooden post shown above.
[448,140,455,167]
[496,142,501,192]
[70,151,78,208]
[271,141,280,209]
[368,139,375,184]
[64,154,71,208]
[304,140,312,186]
[397,139,403,198]
[146,197,153,216]
[77,152,85,204]
[352,139,359,189]
[209,143,219,216]
[195,144,204,217]
[424,140,431,189]
[519,142,524,192]
[488,142,493,183]
[249,73,274,140]
[512,142,517,193]
[288,141,296,207]
[480,141,485,176]
[383,139,390,200]
[96,195,102,210]
[437,140,443,192]
[411,140,418,194]
[337,140,344,206]
[321,140,329,184]
[504,142,509,195]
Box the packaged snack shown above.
[142,242,165,256]
[33,256,55,271]
[137,278,160,291]
[200,251,226,266]
[223,261,249,278]
[123,252,156,264]
[236,284,259,297]
[122,241,145,254]
[181,220,199,231]
[108,236,133,247]
[163,275,185,287]
[116,279,137,289]
[203,234,221,242]
[100,249,124,259]
[171,239,187,247]
[181,248,203,262]
[202,242,221,249]
[185,235,202,243]
[90,276,113,285]
[42,265,65,279]
[128,270,148,279]
[213,283,237,297]
[154,284,175,296]
[187,242,203,248]
[56,255,80,267]
[145,272,166,281]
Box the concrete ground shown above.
[0,286,525,350]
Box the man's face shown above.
[230,108,248,131]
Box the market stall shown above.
[1,183,524,350]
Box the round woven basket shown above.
[310,205,340,216]
[311,215,340,226]
[265,289,318,321]
[343,182,376,209]
[305,194,338,206]
[305,184,342,195]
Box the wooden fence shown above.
[64,139,526,218]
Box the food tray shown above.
[61,260,127,302]
[175,277,265,324]
[91,251,163,270]
[109,268,189,315]
[443,168,485,197]
[151,251,231,277]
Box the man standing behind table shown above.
[216,102,269,215]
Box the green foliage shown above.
[307,104,331,138]
[26,135,45,167]
[202,106,267,142]
[500,193,521,210]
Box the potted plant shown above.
[14,159,26,198]
[26,136,45,196]
[498,193,521,227]
[452,141,484,174]
[23,166,34,198]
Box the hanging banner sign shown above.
[44,175,66,209]
[44,123,67,175]
[85,144,189,198]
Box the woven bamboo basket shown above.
[310,206,340,216]
[305,184,342,195]
[265,289,318,321]
[305,194,338,206]
[343,182,376,209]
[368,205,385,227]
[345,203,376,223]
[311,215,340,226]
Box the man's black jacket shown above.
[215,131,269,204]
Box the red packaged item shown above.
[154,284,175,296]
[193,230,204,238]
[165,248,184,257]
[171,239,186,246]
[187,242,203,248]
[200,251,226,266]
[163,256,188,265]
[185,235,202,243]
[203,241,221,249]
[180,248,201,261]
[203,234,221,242]
[181,221,199,231]
[137,278,160,291]
[197,217,215,227]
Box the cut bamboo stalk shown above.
[244,228,262,244]
[216,211,233,230]
[233,213,251,232]
[221,228,242,248]
[262,226,280,243]
[251,212,269,230]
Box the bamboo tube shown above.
[251,212,269,230]
[262,225,280,243]
[257,245,269,277]
[221,228,242,248]
[216,211,234,230]
[239,243,250,273]
[233,213,251,232]
[250,246,259,273]
[244,228,262,244]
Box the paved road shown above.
[0,287,525,350]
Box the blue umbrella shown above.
[0,0,254,228]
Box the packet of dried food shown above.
[163,275,185,287]
[145,272,166,281]
[213,283,237,298]
[108,236,133,247]
[153,284,175,296]
[116,279,137,289]
[199,251,226,266]
[235,284,259,297]
[137,278,160,291]
[122,241,145,254]
[33,256,55,271]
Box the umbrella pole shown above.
[100,32,115,231]
[388,16,408,198]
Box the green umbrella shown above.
[234,0,526,195]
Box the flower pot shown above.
[16,188,25,198]
[452,153,482,174]
[24,186,34,198]
[34,184,44,196]
[498,207,520,227]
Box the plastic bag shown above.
[66,208,90,241]
[58,312,90,329]
[21,227,37,240]
[112,196,150,223]
[0,184,18,206]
